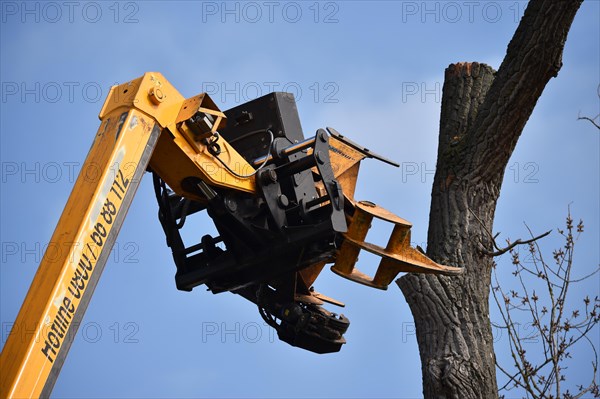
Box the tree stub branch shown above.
[483,231,552,257]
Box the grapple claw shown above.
[332,200,462,290]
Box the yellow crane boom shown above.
[2,73,187,397]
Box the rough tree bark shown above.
[396,1,584,398]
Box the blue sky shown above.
[1,1,598,398]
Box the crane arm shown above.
[0,73,198,398]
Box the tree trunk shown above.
[396,1,583,398]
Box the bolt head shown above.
[278,194,290,208]
[148,86,165,105]
[316,151,325,165]
[260,169,278,185]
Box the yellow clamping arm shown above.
[308,126,462,290]
[0,72,254,399]
[331,200,462,290]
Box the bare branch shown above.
[484,230,552,257]
[577,114,600,130]
[577,87,600,130]
[468,208,551,257]
[493,211,599,398]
